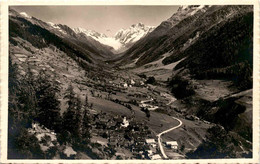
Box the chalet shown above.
[28,57,40,63]
[49,67,55,72]
[89,109,98,115]
[147,150,153,156]
[145,139,156,144]
[146,146,158,159]
[55,79,61,84]
[91,136,108,147]
[18,57,27,62]
[115,152,126,157]
[150,143,157,148]
[123,83,128,88]
[166,141,178,149]
[15,54,27,58]
[20,70,26,76]
[38,64,45,68]
[131,79,135,85]
[96,140,107,147]
[121,117,129,128]
[64,146,76,157]
[30,69,39,75]
[151,154,162,160]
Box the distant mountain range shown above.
[73,23,155,53]
[14,10,155,54]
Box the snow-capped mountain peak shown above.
[72,23,155,53]
[115,23,155,46]
[178,5,204,11]
[73,27,122,50]
[160,5,210,31]
[20,12,32,18]
[47,22,56,26]
[176,5,209,16]
[47,22,67,35]
[73,27,107,39]
[131,22,145,28]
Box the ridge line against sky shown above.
[11,6,179,36]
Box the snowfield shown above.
[73,23,155,51]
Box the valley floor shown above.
[8,38,251,159]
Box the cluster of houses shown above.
[87,111,155,158]
[143,138,179,160]
[109,78,145,89]
[145,138,162,160]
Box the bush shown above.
[186,125,252,158]
[10,128,44,159]
[146,76,156,84]
[168,76,195,99]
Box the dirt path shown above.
[157,117,182,159]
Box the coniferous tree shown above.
[60,85,93,151]
[76,95,83,139]
[8,58,43,159]
[59,84,77,144]
[34,71,62,132]
[62,85,83,138]
[82,95,91,139]
[62,84,77,134]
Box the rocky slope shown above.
[118,6,252,67]
[10,9,115,62]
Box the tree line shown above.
[8,58,92,159]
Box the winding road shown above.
[157,116,183,159]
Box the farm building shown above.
[64,146,76,157]
[151,154,162,160]
[131,79,135,85]
[121,117,129,128]
[147,149,153,156]
[166,141,178,149]
[145,139,156,144]
[145,138,157,148]
[28,56,40,63]
[123,83,128,88]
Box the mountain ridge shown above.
[16,10,156,54]
[72,23,155,53]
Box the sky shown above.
[11,6,179,36]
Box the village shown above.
[84,106,181,160]
[27,105,181,160]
